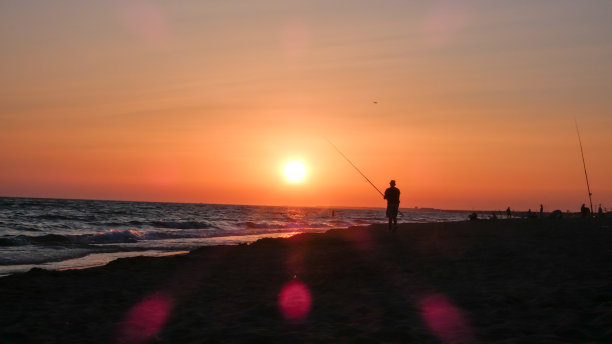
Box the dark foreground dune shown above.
[1,218,611,343]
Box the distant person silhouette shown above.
[551,209,563,219]
[540,204,544,218]
[506,207,511,219]
[528,209,538,219]
[598,204,603,217]
[468,212,478,221]
[384,180,400,232]
[580,203,590,218]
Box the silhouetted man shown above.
[384,180,400,232]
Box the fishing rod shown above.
[574,119,593,213]
[326,138,405,218]
[325,138,385,198]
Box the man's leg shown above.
[388,217,392,230]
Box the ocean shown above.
[0,197,468,277]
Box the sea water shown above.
[0,197,468,276]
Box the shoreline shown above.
[1,218,611,343]
[3,213,606,278]
[0,232,304,278]
[0,250,191,279]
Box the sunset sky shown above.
[1,1,611,210]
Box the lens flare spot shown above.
[278,280,312,321]
[419,294,475,344]
[115,292,172,344]
[117,0,170,48]
[421,2,468,48]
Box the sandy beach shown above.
[1,217,611,343]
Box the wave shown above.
[243,221,319,229]
[1,224,41,232]
[34,214,75,221]
[0,223,330,247]
[0,231,139,246]
[244,221,285,229]
[0,247,99,266]
[0,234,74,247]
[69,220,216,230]
[242,221,338,230]
[0,229,212,247]
[0,236,30,246]
[149,220,216,229]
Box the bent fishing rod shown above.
[326,138,385,198]
[326,139,404,217]
[574,119,594,213]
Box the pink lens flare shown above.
[118,0,170,48]
[278,280,312,322]
[421,1,469,48]
[419,294,475,344]
[115,292,173,344]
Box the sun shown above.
[284,161,306,182]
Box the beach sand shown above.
[1,218,611,343]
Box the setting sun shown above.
[284,161,306,182]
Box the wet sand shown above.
[1,218,611,343]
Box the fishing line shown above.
[325,138,384,197]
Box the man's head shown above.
[390,180,396,186]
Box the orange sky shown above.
[1,1,611,210]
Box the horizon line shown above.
[0,195,579,213]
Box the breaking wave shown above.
[0,229,204,247]
[149,220,216,229]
